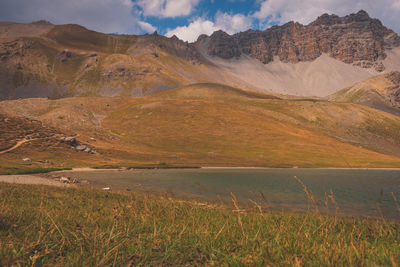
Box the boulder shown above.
[60,177,70,183]
[63,136,77,146]
[374,62,385,72]
[75,145,87,151]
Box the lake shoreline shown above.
[55,167,400,220]
[54,166,400,173]
[2,167,400,220]
[0,174,74,187]
[201,166,400,170]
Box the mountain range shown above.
[1,10,400,100]
[1,10,400,171]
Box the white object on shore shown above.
[60,177,70,183]
[22,158,31,162]
[102,187,111,191]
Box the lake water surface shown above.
[62,168,400,219]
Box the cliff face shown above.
[200,10,400,71]
[386,71,400,108]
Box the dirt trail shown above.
[0,136,38,155]
[0,175,72,187]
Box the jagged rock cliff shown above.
[199,10,400,72]
[385,71,400,108]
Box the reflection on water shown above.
[62,168,400,219]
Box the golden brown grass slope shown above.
[0,113,110,174]
[2,83,400,170]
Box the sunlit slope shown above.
[153,83,280,100]
[328,71,400,116]
[101,83,400,167]
[2,83,400,167]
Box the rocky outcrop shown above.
[133,32,202,63]
[206,30,241,59]
[60,136,94,153]
[385,71,400,108]
[386,71,400,85]
[198,10,400,71]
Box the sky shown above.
[0,0,400,42]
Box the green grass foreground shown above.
[0,167,72,175]
[0,183,399,266]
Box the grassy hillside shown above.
[102,84,400,167]
[0,113,114,174]
[45,24,134,54]
[0,23,258,100]
[329,71,400,116]
[2,83,400,170]
[1,183,399,265]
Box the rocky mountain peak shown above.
[170,35,179,41]
[349,9,371,21]
[198,10,399,70]
[209,30,231,39]
[311,13,341,26]
[196,34,208,42]
[311,10,372,26]
[206,30,240,59]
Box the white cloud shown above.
[136,0,200,18]
[166,19,219,42]
[165,0,400,43]
[253,0,400,33]
[138,21,157,33]
[392,0,400,9]
[215,12,253,34]
[0,0,156,34]
[165,12,253,42]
